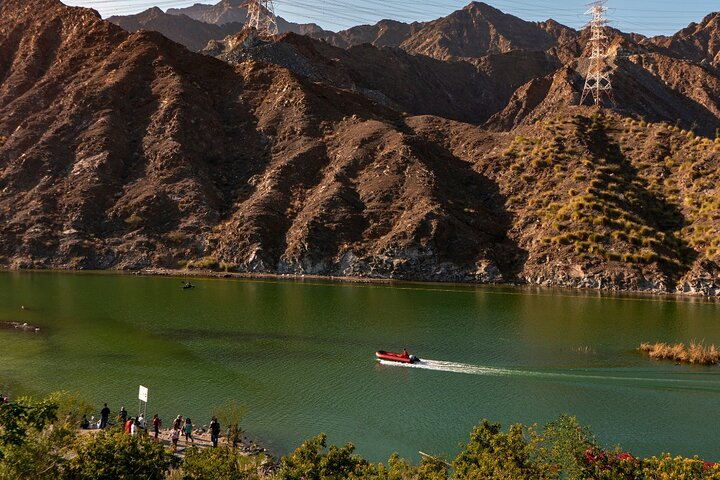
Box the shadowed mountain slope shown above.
[204,30,560,124]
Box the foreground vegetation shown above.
[1,393,719,479]
[639,341,720,365]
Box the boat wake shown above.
[379,358,517,376]
[378,358,720,388]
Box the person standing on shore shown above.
[184,417,194,444]
[100,403,110,429]
[130,418,138,436]
[209,416,220,448]
[125,417,133,434]
[119,406,127,424]
[173,415,183,431]
[152,414,161,442]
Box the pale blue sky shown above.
[64,0,719,36]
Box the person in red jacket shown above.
[125,417,133,434]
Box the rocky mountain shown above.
[312,19,424,50]
[398,2,569,61]
[306,2,577,62]
[109,1,576,60]
[486,41,720,136]
[0,0,521,282]
[203,19,720,136]
[166,0,248,25]
[107,7,245,51]
[3,0,720,295]
[108,2,331,52]
[650,12,720,67]
[204,30,560,124]
[108,1,720,134]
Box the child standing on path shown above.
[169,427,180,451]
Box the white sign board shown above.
[138,385,148,403]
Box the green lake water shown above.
[1,271,720,462]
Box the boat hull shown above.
[376,350,419,364]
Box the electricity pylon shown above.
[242,0,279,38]
[580,0,613,107]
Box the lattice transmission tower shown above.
[580,0,613,107]
[242,0,279,37]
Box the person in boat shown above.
[402,347,409,358]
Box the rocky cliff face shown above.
[3,0,720,295]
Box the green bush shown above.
[187,257,219,270]
[277,433,372,479]
[180,446,267,479]
[452,420,551,480]
[64,430,176,479]
[6,395,720,479]
[0,392,90,480]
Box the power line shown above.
[65,0,718,35]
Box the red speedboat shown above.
[376,349,420,364]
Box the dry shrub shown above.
[639,341,720,365]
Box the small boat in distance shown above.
[182,282,195,289]
[376,348,420,364]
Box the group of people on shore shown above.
[92,404,223,451]
[168,414,194,451]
